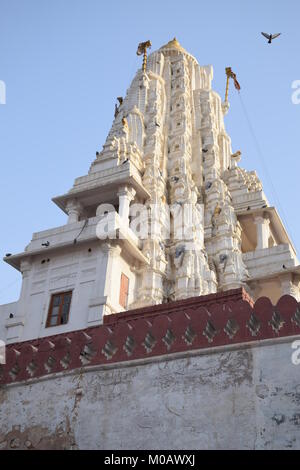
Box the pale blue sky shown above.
[0,0,299,304]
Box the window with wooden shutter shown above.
[46,291,72,327]
[119,273,129,309]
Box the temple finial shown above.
[136,40,152,73]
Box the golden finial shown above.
[161,37,186,53]
[224,67,241,103]
[136,40,152,73]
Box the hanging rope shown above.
[237,92,298,251]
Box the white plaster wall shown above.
[0,243,110,343]
[1,340,300,449]
[0,302,17,342]
[0,242,139,343]
[28,216,103,252]
[254,279,282,305]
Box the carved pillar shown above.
[15,258,33,320]
[66,200,83,224]
[280,273,300,300]
[19,259,32,302]
[102,243,123,313]
[254,215,270,250]
[117,186,136,227]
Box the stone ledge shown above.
[104,287,254,324]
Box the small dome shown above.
[160,37,187,53]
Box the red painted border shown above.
[1,288,299,385]
[103,288,254,325]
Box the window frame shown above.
[46,290,73,328]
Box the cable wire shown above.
[73,218,89,244]
[237,92,298,251]
[0,277,21,299]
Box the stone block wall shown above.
[1,289,300,450]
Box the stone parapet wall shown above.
[1,288,300,386]
[0,336,300,449]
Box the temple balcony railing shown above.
[243,244,298,278]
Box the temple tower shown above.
[1,38,300,343]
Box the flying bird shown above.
[261,32,281,44]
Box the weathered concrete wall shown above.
[0,339,300,450]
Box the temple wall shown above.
[0,239,138,344]
[0,242,105,344]
[1,339,300,450]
